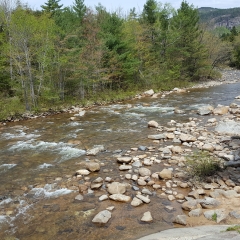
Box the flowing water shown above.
[0,82,240,240]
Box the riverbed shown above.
[0,79,240,239]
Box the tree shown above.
[142,0,158,24]
[168,1,208,80]
[41,0,63,16]
[73,0,86,22]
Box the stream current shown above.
[0,82,240,240]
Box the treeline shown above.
[0,0,238,119]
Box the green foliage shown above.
[212,212,217,221]
[186,151,223,180]
[226,225,240,234]
[142,0,158,24]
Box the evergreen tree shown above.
[142,0,157,24]
[41,0,63,16]
[169,1,208,80]
[73,0,86,21]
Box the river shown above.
[0,81,240,240]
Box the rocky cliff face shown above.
[199,7,240,29]
[212,15,240,29]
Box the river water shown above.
[0,82,240,240]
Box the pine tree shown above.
[73,0,86,21]
[41,0,63,16]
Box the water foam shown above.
[0,164,17,170]
[30,184,74,199]
[38,163,54,169]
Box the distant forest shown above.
[0,0,240,120]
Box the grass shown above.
[185,151,223,181]
[212,212,217,221]
[226,225,240,233]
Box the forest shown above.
[0,0,240,120]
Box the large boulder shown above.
[215,120,240,135]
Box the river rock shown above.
[136,194,151,203]
[107,182,126,194]
[171,146,183,154]
[109,194,131,202]
[215,120,240,135]
[202,144,215,152]
[203,209,228,223]
[92,210,111,224]
[132,160,142,168]
[173,215,187,225]
[200,197,220,209]
[182,200,199,211]
[117,157,132,164]
[99,195,109,201]
[76,169,90,176]
[230,210,240,219]
[148,120,159,128]
[86,145,104,156]
[75,194,84,201]
[180,133,197,142]
[158,169,173,179]
[86,162,100,172]
[137,178,147,186]
[148,134,166,140]
[141,211,153,222]
[139,167,151,177]
[119,165,132,171]
[213,105,229,115]
[144,89,154,96]
[131,197,143,207]
[189,208,202,217]
[198,105,214,115]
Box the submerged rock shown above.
[92,210,111,224]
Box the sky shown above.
[25,0,240,13]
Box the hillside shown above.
[199,7,240,29]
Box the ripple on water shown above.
[38,163,54,169]
[0,164,17,170]
[30,184,74,199]
[8,140,86,162]
[2,130,40,140]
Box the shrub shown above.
[185,151,223,180]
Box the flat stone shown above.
[119,165,132,171]
[107,182,126,195]
[99,195,109,201]
[182,200,199,211]
[148,134,166,140]
[117,157,132,164]
[180,134,197,142]
[171,146,183,153]
[132,161,142,168]
[92,210,111,224]
[136,194,151,203]
[109,194,131,202]
[76,169,90,176]
[230,210,240,219]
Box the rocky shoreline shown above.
[1,68,240,125]
[70,96,240,228]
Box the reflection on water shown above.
[0,82,240,239]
